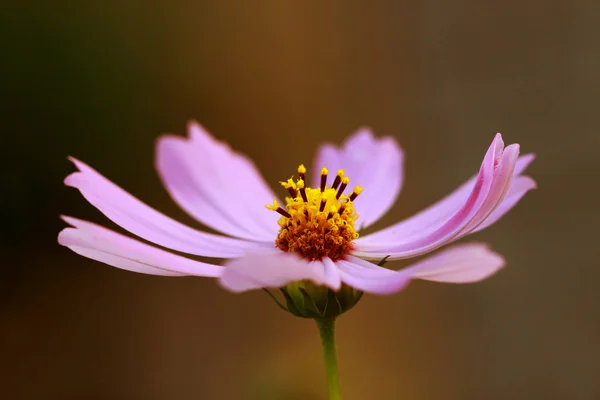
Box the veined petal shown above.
[220,252,342,292]
[312,128,404,229]
[155,122,280,241]
[65,158,267,258]
[338,243,504,294]
[58,217,224,277]
[354,134,513,260]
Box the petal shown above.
[401,242,505,283]
[58,217,224,277]
[155,122,280,241]
[360,153,535,241]
[336,258,412,294]
[220,252,341,292]
[354,134,521,260]
[338,243,505,294]
[321,257,343,290]
[514,153,536,175]
[472,176,537,233]
[458,143,520,233]
[312,128,404,229]
[65,158,268,258]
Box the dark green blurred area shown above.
[2,1,599,399]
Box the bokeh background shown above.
[2,1,599,399]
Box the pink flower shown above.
[58,123,535,295]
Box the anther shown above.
[349,185,364,201]
[331,169,344,190]
[336,177,350,200]
[326,206,338,220]
[320,167,328,192]
[276,207,292,218]
[280,179,297,198]
[297,164,306,183]
[297,179,308,203]
[319,197,327,212]
[271,165,360,261]
[266,200,292,218]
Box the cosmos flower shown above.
[58,123,535,296]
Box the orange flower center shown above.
[266,165,363,260]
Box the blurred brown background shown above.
[2,1,599,399]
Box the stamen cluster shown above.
[267,165,363,260]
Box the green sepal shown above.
[262,256,392,318]
[377,255,391,266]
[269,281,364,319]
[262,289,289,312]
[326,288,343,317]
[279,287,304,317]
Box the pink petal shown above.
[360,153,535,240]
[220,251,342,292]
[322,257,343,290]
[336,258,412,294]
[354,134,523,260]
[338,243,504,295]
[65,158,268,258]
[457,143,520,233]
[312,128,404,229]
[514,153,536,175]
[155,122,280,241]
[58,217,224,277]
[472,176,537,233]
[401,242,505,283]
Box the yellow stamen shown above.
[265,200,279,211]
[319,197,327,212]
[336,176,350,200]
[266,200,291,218]
[320,167,329,192]
[327,205,338,220]
[266,164,362,261]
[297,164,306,182]
[297,179,308,202]
[280,178,297,197]
[331,169,344,190]
[349,185,364,201]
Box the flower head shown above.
[58,123,535,306]
[268,166,361,261]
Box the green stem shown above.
[316,317,342,400]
